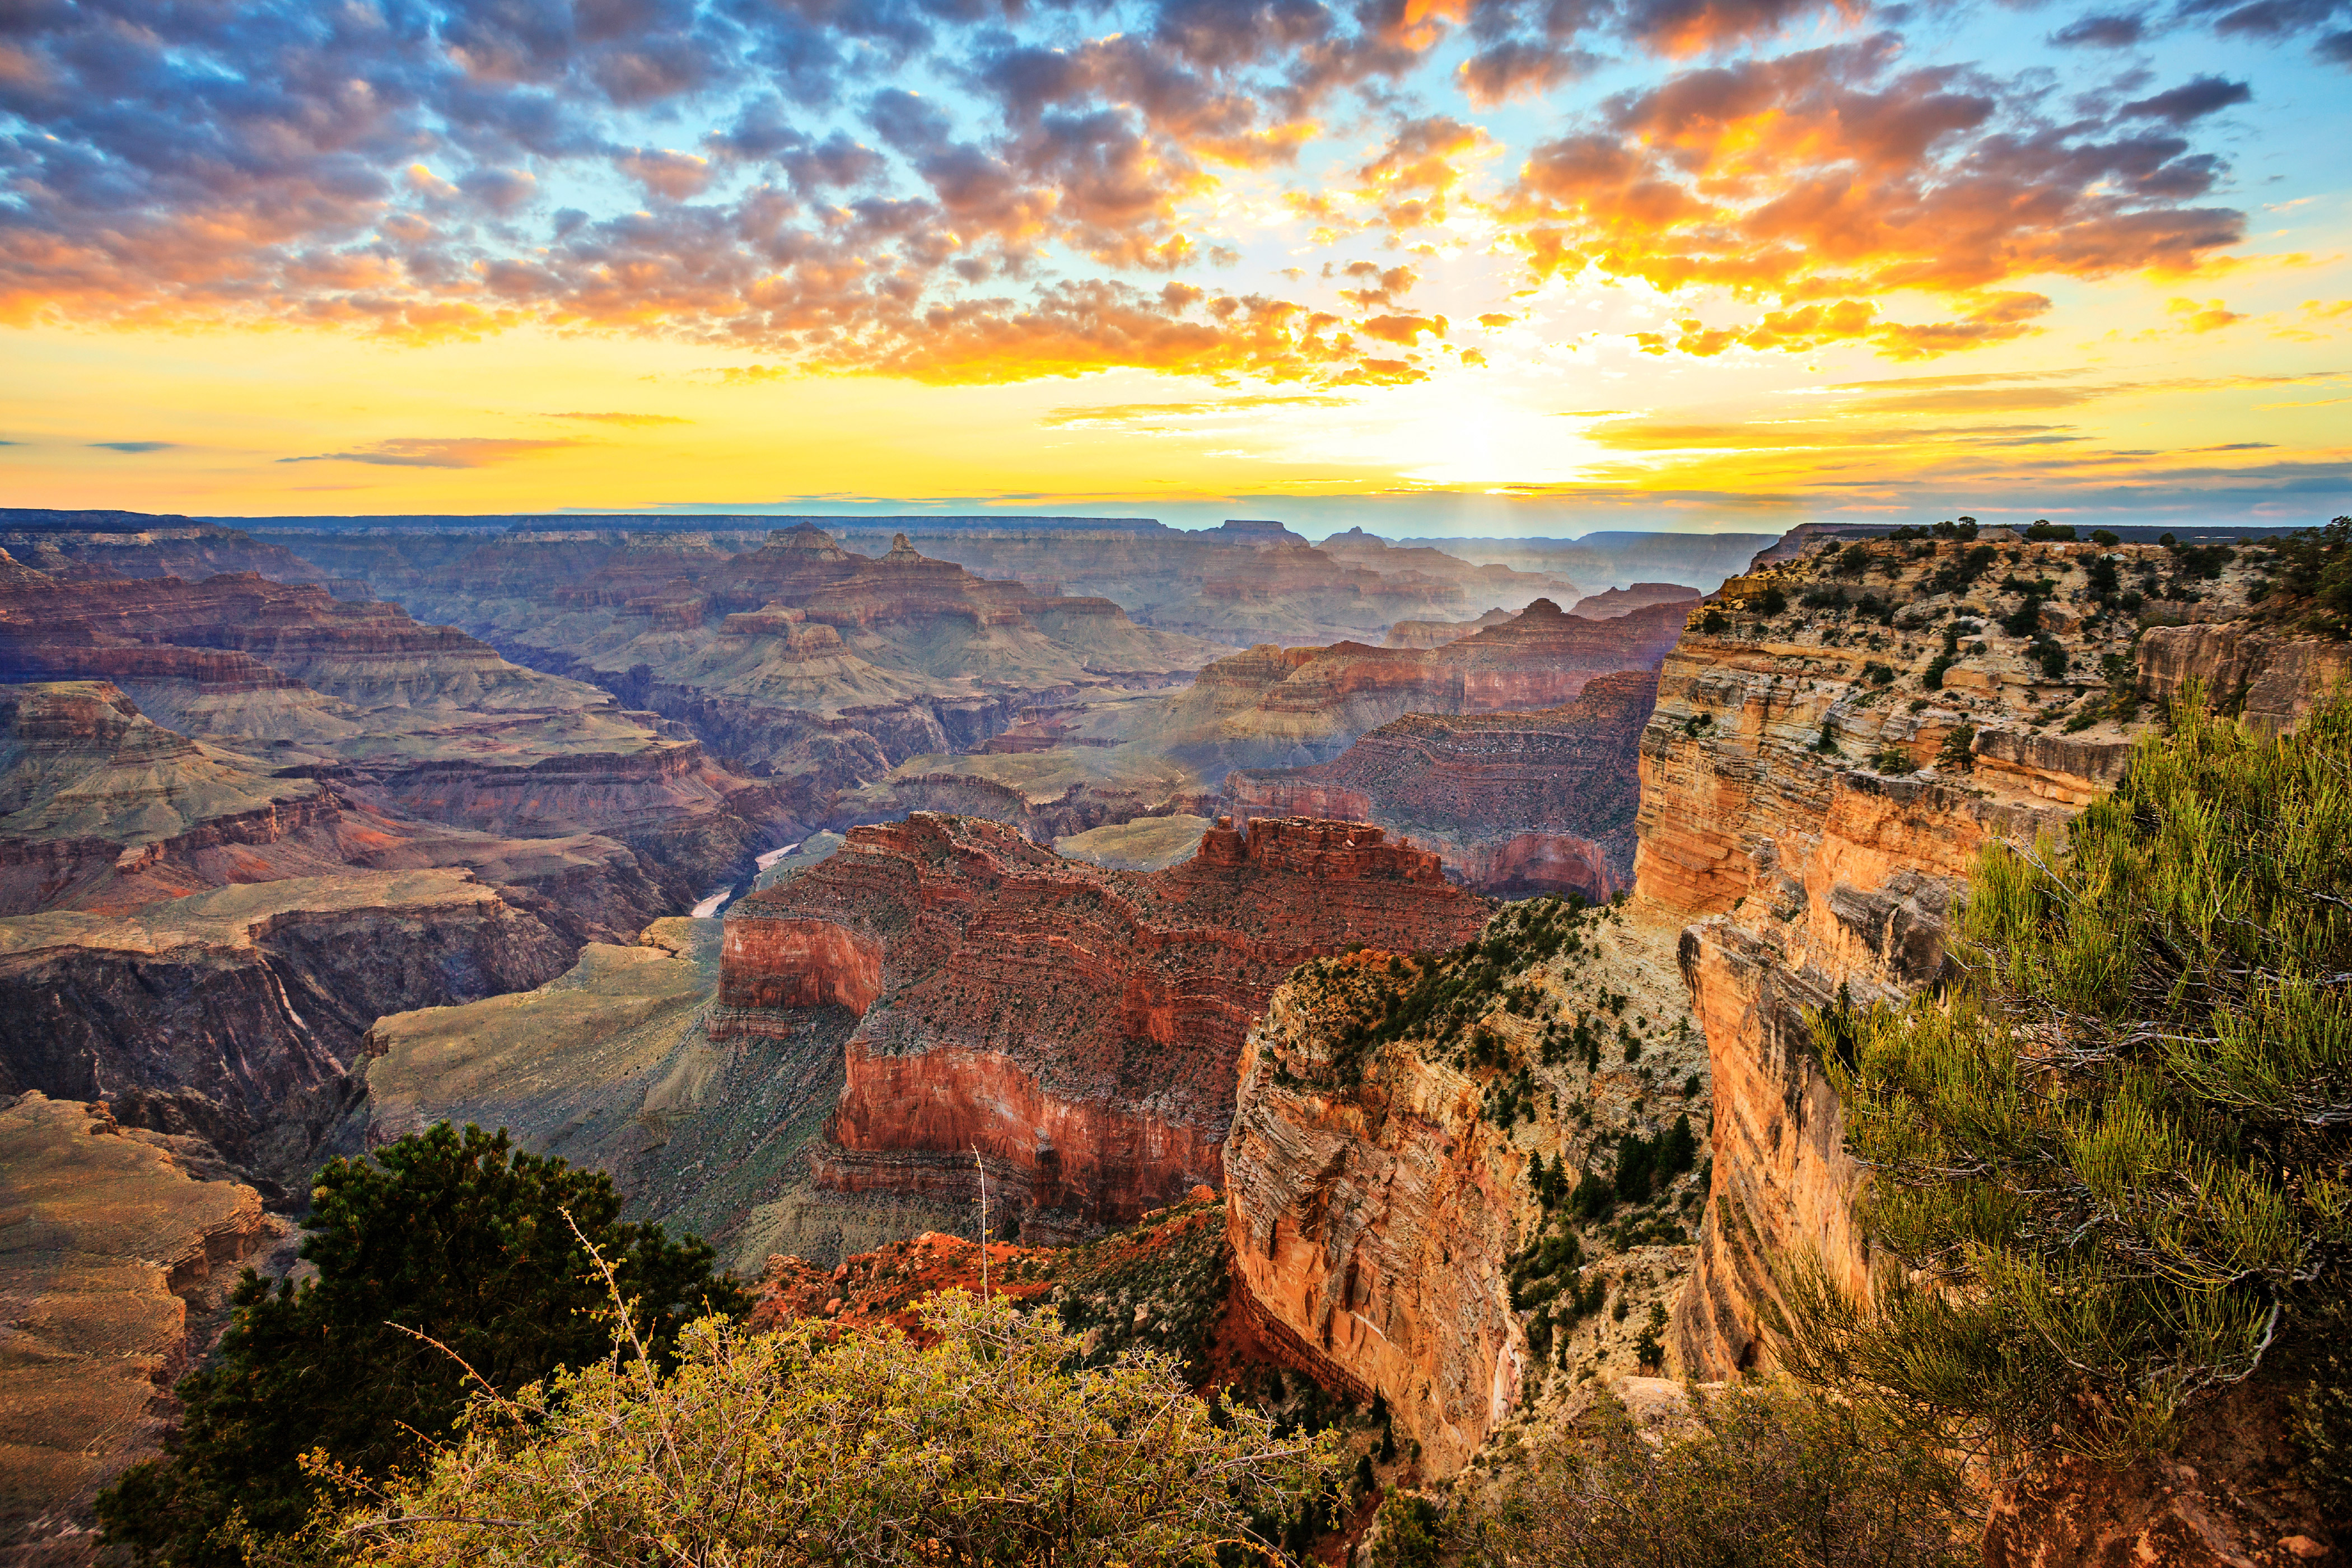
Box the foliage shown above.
[97,1124,743,1567]
[1698,607,1729,634]
[1924,545,1996,596]
[2265,516,2352,635]
[326,1290,1341,1568]
[1758,584,1789,617]
[2091,530,2121,547]
[2025,521,2076,541]
[1785,690,2352,1467]
[1935,723,1975,772]
[1452,1383,1977,1567]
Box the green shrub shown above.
[2091,529,2121,546]
[97,1124,742,1567]
[334,1291,1340,1567]
[1455,1383,1977,1567]
[2025,520,2076,540]
[1758,585,1789,617]
[1786,689,2352,1470]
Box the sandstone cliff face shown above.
[1146,600,1684,777]
[1638,533,2348,1565]
[1224,900,1710,1480]
[1638,535,2216,1378]
[1225,964,1529,1474]
[0,1093,286,1565]
[0,870,574,1174]
[718,813,1488,1238]
[1227,669,1659,899]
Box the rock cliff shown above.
[719,813,1489,1239]
[1637,529,2341,1566]
[1224,897,1710,1477]
[1145,600,1685,776]
[0,1093,287,1566]
[0,870,576,1177]
[1227,669,1659,899]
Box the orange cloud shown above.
[1505,36,2243,358]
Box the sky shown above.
[2,0,2349,536]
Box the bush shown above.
[2024,520,2075,540]
[1788,689,2352,1469]
[2091,529,2121,546]
[1455,1383,1977,1567]
[1924,545,1996,596]
[333,1291,1341,1567]
[1757,585,1789,617]
[1935,723,1975,773]
[1698,608,1729,634]
[97,1124,743,1566]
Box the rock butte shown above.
[718,812,1488,1240]
[1227,668,1660,900]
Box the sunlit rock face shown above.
[1227,668,1661,900]
[717,812,1488,1240]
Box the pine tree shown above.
[1780,688,2352,1485]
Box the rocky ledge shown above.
[1227,669,1659,900]
[717,813,1489,1239]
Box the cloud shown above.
[547,411,692,426]
[1502,35,2246,358]
[278,437,585,468]
[2051,11,2149,46]
[87,440,178,452]
[1038,395,1355,427]
[1830,367,2342,412]
[2120,77,2252,124]
[2166,296,2244,332]
[0,0,2293,381]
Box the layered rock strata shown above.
[0,1093,285,1565]
[1225,900,1709,1477]
[0,871,575,1174]
[1640,531,2346,1562]
[718,813,1488,1238]
[1145,599,1686,776]
[1227,669,1659,899]
[1640,535,2276,1379]
[0,557,801,905]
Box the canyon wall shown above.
[1223,898,1711,1478]
[1637,535,2188,1376]
[717,813,1488,1239]
[1637,531,2345,1564]
[0,1093,286,1564]
[0,870,576,1177]
[1145,599,1684,777]
[1227,668,1658,899]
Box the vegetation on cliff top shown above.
[1791,688,2352,1491]
[1410,1381,1977,1568]
[325,1292,1341,1568]
[98,1124,744,1567]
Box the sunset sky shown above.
[3,0,2348,534]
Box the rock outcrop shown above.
[1224,899,1710,1478]
[1227,669,1659,899]
[1146,600,1685,776]
[0,1093,285,1565]
[0,871,576,1175]
[1637,533,2343,1567]
[718,813,1489,1238]
[0,555,804,906]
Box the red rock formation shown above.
[1566,582,1701,619]
[1640,538,2332,1567]
[717,813,1487,1236]
[720,918,883,1011]
[1226,670,1659,898]
[1224,959,1530,1475]
[1153,600,1684,774]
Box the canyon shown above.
[9,501,2342,1566]
[717,813,1490,1240]
[1226,668,1659,899]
